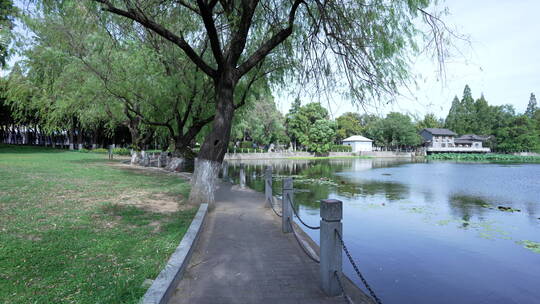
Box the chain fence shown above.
[334,271,353,304]
[264,175,381,303]
[288,218,320,263]
[335,229,382,304]
[286,192,320,230]
[268,196,283,217]
[266,179,283,217]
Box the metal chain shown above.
[288,218,320,263]
[334,271,352,304]
[335,229,383,304]
[269,196,282,217]
[265,179,282,217]
[286,192,320,230]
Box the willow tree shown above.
[21,1,277,157]
[83,0,452,206]
[0,0,15,67]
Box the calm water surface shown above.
[228,158,540,304]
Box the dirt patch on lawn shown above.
[109,162,193,181]
[112,190,190,213]
[100,161,197,213]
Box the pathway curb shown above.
[141,203,209,304]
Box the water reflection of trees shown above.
[226,158,415,207]
[353,180,409,201]
[227,159,540,230]
[524,203,539,223]
[448,194,490,224]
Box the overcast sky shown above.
[275,0,540,119]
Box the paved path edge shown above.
[141,203,209,304]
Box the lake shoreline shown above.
[224,151,416,160]
[427,152,540,162]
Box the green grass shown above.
[426,153,540,162]
[288,155,372,160]
[0,144,195,304]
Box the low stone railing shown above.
[228,165,382,303]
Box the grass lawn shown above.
[0,145,195,304]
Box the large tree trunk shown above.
[189,74,236,208]
[77,129,83,150]
[173,139,196,159]
[68,129,75,150]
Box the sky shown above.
[274,0,540,120]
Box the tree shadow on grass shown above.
[99,202,196,233]
[0,144,66,154]
[101,203,166,226]
[68,158,111,165]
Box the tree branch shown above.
[196,0,224,66]
[176,0,201,15]
[227,0,259,65]
[236,0,303,77]
[94,0,218,78]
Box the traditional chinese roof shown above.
[457,134,487,141]
[421,128,457,136]
[342,135,373,142]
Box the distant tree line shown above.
[445,85,539,152]
[231,85,540,154]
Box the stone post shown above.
[282,177,293,233]
[264,166,272,208]
[320,199,343,296]
[158,152,167,168]
[108,145,113,160]
[222,162,229,181]
[239,164,246,188]
[143,152,150,167]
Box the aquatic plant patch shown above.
[497,206,521,212]
[517,240,540,254]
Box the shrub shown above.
[330,145,352,152]
[240,141,253,149]
[113,147,131,155]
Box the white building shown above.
[419,128,490,153]
[342,135,373,152]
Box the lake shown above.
[227,158,540,304]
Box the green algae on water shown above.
[517,240,540,254]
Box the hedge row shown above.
[330,145,353,152]
[427,153,540,162]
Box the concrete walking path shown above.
[169,182,358,304]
